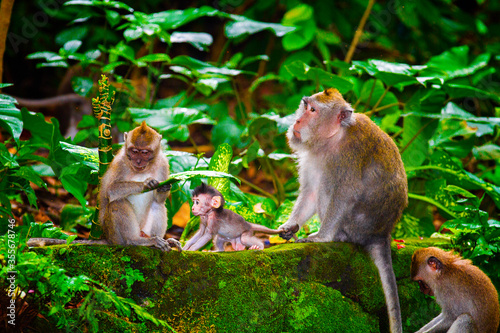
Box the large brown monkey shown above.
[278,88,408,333]
[411,247,499,333]
[28,122,181,252]
[184,183,295,251]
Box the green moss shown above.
[31,239,451,332]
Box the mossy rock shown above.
[31,239,450,332]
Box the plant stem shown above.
[344,0,376,63]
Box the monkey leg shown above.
[107,200,172,252]
[447,314,474,333]
[213,235,226,251]
[241,231,264,250]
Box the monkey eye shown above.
[132,148,139,154]
[141,150,149,155]
[310,107,316,112]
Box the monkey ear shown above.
[212,196,222,209]
[338,107,353,124]
[427,256,442,271]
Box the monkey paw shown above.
[167,238,182,252]
[144,178,160,191]
[296,238,314,243]
[278,224,300,240]
[157,183,171,193]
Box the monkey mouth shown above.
[134,165,147,171]
[293,130,301,139]
[417,280,434,296]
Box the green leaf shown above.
[225,17,295,39]
[60,142,99,170]
[284,61,353,93]
[425,46,490,80]
[0,95,23,142]
[208,143,233,195]
[60,204,92,231]
[351,59,421,87]
[170,55,242,76]
[56,26,89,46]
[170,32,213,51]
[128,107,215,142]
[71,77,94,97]
[144,170,239,192]
[62,40,82,54]
[14,166,47,189]
[136,53,171,64]
[473,144,500,161]
[65,0,133,12]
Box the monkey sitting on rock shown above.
[411,247,499,333]
[278,88,408,332]
[28,121,182,252]
[183,183,296,251]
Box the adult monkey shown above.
[28,122,182,252]
[279,88,408,333]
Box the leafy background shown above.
[1,0,500,331]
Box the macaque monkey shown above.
[183,183,296,251]
[28,122,182,252]
[278,88,408,333]
[411,247,500,333]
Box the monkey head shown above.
[192,183,225,215]
[287,88,354,149]
[124,121,162,172]
[411,247,456,296]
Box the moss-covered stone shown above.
[31,239,449,332]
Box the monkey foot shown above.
[278,224,300,241]
[248,245,261,250]
[296,238,315,243]
[167,238,183,252]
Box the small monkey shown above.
[411,247,499,333]
[278,88,408,333]
[184,183,295,251]
[28,122,182,252]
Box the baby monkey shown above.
[184,183,297,251]
[411,247,499,333]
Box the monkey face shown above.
[127,147,153,171]
[192,195,212,216]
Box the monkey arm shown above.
[415,313,446,333]
[184,223,207,250]
[108,181,146,202]
[279,185,317,240]
[184,233,213,251]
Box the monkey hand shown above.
[143,178,160,191]
[157,183,172,193]
[278,224,300,241]
[167,238,182,252]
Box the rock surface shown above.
[32,239,449,332]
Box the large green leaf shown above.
[284,61,353,93]
[0,94,23,143]
[128,107,215,142]
[425,46,490,80]
[208,143,233,196]
[226,17,296,39]
[170,32,213,51]
[170,55,243,76]
[144,170,239,193]
[351,59,421,87]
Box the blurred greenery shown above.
[1,0,500,331]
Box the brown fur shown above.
[280,88,407,333]
[411,247,500,333]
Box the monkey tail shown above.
[366,240,402,333]
[27,238,108,247]
[248,223,282,234]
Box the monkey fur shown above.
[279,88,407,333]
[411,247,499,333]
[184,183,296,251]
[28,121,182,252]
